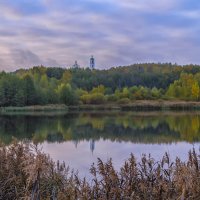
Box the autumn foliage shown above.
[2,64,200,107]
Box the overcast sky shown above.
[0,0,200,71]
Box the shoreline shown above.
[70,100,200,111]
[0,104,68,112]
[2,100,200,112]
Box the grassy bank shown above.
[2,101,200,113]
[1,141,200,199]
[0,104,68,113]
[70,100,200,111]
[121,100,200,111]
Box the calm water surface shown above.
[1,111,200,177]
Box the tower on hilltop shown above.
[90,55,95,69]
[72,60,79,68]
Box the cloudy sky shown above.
[0,0,200,71]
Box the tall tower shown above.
[90,55,95,69]
[72,60,79,68]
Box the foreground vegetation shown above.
[1,141,200,199]
[2,63,200,107]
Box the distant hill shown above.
[1,63,200,107]
[14,63,200,90]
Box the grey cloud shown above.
[0,0,200,71]
[11,49,42,67]
[10,49,61,68]
[0,30,17,37]
[45,58,61,66]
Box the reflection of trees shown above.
[0,112,200,144]
[166,115,200,142]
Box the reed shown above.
[0,104,68,112]
[1,141,200,199]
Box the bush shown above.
[106,94,118,102]
[81,93,105,104]
[80,94,91,104]
[117,98,131,104]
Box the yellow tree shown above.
[192,81,199,100]
[91,85,105,94]
[61,71,72,84]
[40,74,48,88]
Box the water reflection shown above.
[1,112,200,146]
[1,111,200,177]
[40,139,200,178]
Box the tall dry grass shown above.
[0,140,200,199]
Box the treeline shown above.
[1,63,200,106]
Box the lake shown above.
[0,111,200,178]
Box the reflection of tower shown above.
[72,60,80,68]
[90,139,95,153]
[73,140,78,148]
[90,56,95,69]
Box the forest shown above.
[1,63,200,106]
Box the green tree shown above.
[14,89,25,106]
[23,75,36,105]
[121,87,129,98]
[151,87,161,99]
[58,83,77,105]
